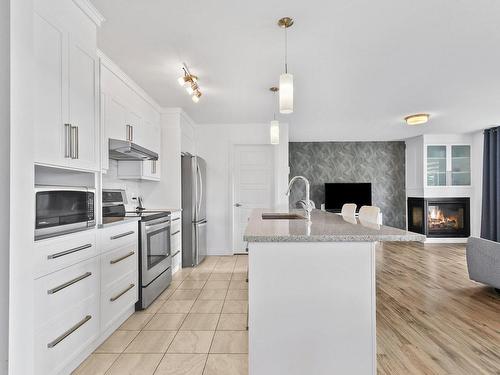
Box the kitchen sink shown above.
[261,213,306,220]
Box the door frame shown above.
[230,144,276,254]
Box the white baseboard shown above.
[424,237,468,244]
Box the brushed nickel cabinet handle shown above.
[47,272,92,294]
[110,283,135,302]
[70,125,77,159]
[64,124,72,158]
[47,315,91,348]
[110,230,135,240]
[75,126,79,159]
[47,243,92,260]
[110,251,135,265]
[171,230,180,236]
[171,217,180,222]
[126,124,132,141]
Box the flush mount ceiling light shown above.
[269,87,280,145]
[278,17,294,114]
[177,63,202,103]
[404,113,430,126]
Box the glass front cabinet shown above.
[426,144,471,187]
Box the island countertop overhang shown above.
[243,208,426,243]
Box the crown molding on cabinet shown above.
[97,49,163,113]
[72,0,105,27]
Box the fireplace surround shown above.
[408,197,470,238]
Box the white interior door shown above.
[232,145,274,253]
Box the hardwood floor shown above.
[376,242,500,374]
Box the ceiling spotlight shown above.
[178,63,203,103]
[186,82,199,95]
[192,90,202,103]
[404,113,430,126]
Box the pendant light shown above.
[278,17,294,114]
[270,87,280,145]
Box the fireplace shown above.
[408,197,470,238]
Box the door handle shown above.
[234,203,242,207]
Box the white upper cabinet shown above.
[67,40,99,170]
[34,0,100,172]
[99,54,162,180]
[426,144,471,187]
[34,13,67,167]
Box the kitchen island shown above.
[244,209,425,375]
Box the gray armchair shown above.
[466,237,500,290]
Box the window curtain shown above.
[481,126,500,241]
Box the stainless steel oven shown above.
[35,186,95,240]
[139,215,172,308]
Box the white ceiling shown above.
[90,0,500,141]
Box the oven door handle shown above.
[145,221,170,232]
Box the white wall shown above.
[9,0,35,373]
[0,0,9,373]
[196,123,289,255]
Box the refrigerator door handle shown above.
[196,162,203,218]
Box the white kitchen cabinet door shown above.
[127,111,142,144]
[105,95,129,141]
[34,8,99,171]
[34,13,69,167]
[141,123,161,180]
[67,39,99,171]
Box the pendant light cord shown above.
[284,26,288,73]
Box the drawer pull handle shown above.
[47,315,92,348]
[110,283,135,302]
[110,251,135,264]
[171,230,180,236]
[171,217,180,221]
[47,272,92,294]
[47,243,92,260]
[110,230,135,240]
[171,250,180,258]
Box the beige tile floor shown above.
[73,255,248,375]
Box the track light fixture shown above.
[178,63,202,103]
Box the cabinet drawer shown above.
[101,243,138,289]
[34,230,97,278]
[172,251,182,273]
[35,294,99,375]
[98,221,138,253]
[171,213,181,233]
[101,270,138,332]
[35,257,99,326]
[171,230,181,253]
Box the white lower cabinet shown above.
[34,222,139,374]
[170,212,182,273]
[35,257,100,326]
[101,270,138,332]
[35,294,99,375]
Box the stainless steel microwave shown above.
[35,186,96,240]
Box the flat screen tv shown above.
[324,183,372,212]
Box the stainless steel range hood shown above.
[108,139,159,161]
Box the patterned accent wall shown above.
[289,142,406,229]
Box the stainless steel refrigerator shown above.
[181,154,207,267]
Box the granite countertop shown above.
[243,209,426,243]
